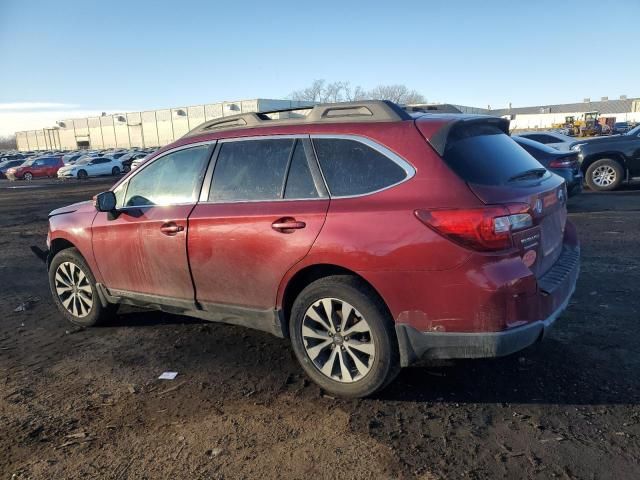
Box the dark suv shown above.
[45,101,580,397]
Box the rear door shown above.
[92,144,212,302]
[430,119,566,277]
[188,136,329,311]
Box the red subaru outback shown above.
[46,101,579,397]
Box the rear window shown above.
[443,125,547,185]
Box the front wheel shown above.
[111,166,121,176]
[48,248,116,327]
[77,169,88,180]
[23,172,33,181]
[289,275,399,398]
[585,159,623,191]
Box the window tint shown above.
[124,145,209,207]
[443,126,547,186]
[284,142,319,199]
[312,138,407,196]
[209,139,294,202]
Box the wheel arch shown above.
[278,263,392,338]
[48,238,78,268]
[581,152,628,175]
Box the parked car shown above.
[512,137,583,196]
[612,122,632,135]
[513,131,575,151]
[0,159,28,179]
[118,151,148,172]
[57,156,123,179]
[62,152,88,165]
[5,156,63,180]
[0,153,27,162]
[44,101,579,398]
[129,155,149,171]
[570,124,640,191]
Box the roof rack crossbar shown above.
[185,100,411,137]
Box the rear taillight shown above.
[415,204,532,252]
[549,157,578,169]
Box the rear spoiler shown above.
[425,116,511,157]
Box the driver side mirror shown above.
[94,191,117,212]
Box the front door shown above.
[188,137,329,310]
[92,144,213,302]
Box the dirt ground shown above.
[1,177,639,480]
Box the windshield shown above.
[75,158,92,165]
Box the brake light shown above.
[415,204,532,252]
[549,157,577,169]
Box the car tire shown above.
[123,165,131,173]
[23,172,33,181]
[111,166,121,176]
[585,159,623,192]
[48,248,116,327]
[77,170,88,180]
[289,275,400,398]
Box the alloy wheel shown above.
[302,298,375,383]
[592,165,616,187]
[54,261,93,318]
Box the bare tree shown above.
[289,80,425,105]
[367,84,426,104]
[0,135,17,150]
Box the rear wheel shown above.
[111,166,121,176]
[585,159,623,191]
[48,248,116,327]
[77,169,88,180]
[289,275,399,398]
[23,172,33,181]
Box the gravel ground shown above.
[1,177,639,479]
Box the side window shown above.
[209,139,294,202]
[284,141,319,199]
[124,145,210,207]
[312,138,408,196]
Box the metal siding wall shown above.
[187,105,205,131]
[59,121,77,150]
[141,111,159,147]
[36,130,46,149]
[88,117,103,149]
[204,103,223,121]
[27,131,38,150]
[114,115,130,148]
[127,112,144,148]
[156,109,173,145]
[16,132,28,151]
[100,116,116,148]
[171,107,189,138]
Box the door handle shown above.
[160,222,184,236]
[272,218,306,233]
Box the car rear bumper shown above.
[395,243,580,367]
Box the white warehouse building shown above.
[15,98,314,151]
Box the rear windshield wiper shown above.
[507,168,547,183]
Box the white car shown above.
[513,131,576,151]
[130,155,150,171]
[57,156,123,179]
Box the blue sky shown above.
[0,0,638,135]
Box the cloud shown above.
[0,102,80,111]
[0,104,134,137]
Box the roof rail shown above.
[184,100,411,137]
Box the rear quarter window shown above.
[312,138,408,196]
[444,125,547,185]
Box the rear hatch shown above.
[419,117,567,278]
